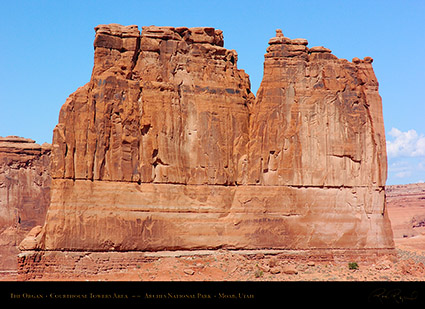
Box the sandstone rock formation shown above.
[244,29,393,248]
[249,30,387,187]
[51,24,252,185]
[0,136,50,271]
[23,25,393,258]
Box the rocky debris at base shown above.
[8,247,425,281]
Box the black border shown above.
[1,281,424,305]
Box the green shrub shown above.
[254,269,263,278]
[348,262,359,270]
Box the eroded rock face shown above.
[37,25,393,253]
[52,24,253,185]
[0,136,51,270]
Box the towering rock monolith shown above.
[18,26,393,277]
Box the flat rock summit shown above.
[2,24,397,279]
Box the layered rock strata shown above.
[25,25,393,257]
[0,136,51,271]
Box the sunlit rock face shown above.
[33,25,393,252]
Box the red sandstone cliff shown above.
[23,25,393,254]
[0,136,50,271]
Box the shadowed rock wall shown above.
[0,136,50,271]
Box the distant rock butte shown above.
[18,25,393,262]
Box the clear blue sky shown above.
[1,0,424,185]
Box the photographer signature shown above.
[369,288,419,304]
